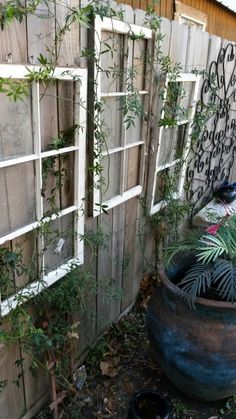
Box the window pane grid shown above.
[149,73,200,215]
[0,65,87,316]
[93,16,152,215]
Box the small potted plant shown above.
[146,212,236,401]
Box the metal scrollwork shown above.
[186,43,236,211]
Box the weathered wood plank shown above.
[27,0,55,64]
[169,20,188,69]
[78,216,98,356]
[157,17,171,72]
[79,0,89,68]
[96,210,113,334]
[207,35,222,67]
[0,322,25,418]
[110,204,125,320]
[185,26,209,72]
[22,308,49,414]
[56,0,80,66]
[119,4,134,23]
[121,197,138,311]
[0,1,27,63]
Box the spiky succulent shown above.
[164,214,236,307]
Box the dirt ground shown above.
[59,309,236,419]
[36,288,236,419]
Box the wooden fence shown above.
[116,0,236,43]
[0,1,235,417]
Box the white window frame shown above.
[0,64,87,317]
[174,1,207,31]
[147,73,200,215]
[178,14,206,31]
[92,16,152,216]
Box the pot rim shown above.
[159,270,236,309]
[129,390,169,419]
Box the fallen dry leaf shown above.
[123,380,134,395]
[100,360,119,377]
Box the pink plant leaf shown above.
[205,224,221,235]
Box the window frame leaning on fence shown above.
[147,72,200,215]
[0,64,87,317]
[90,15,152,217]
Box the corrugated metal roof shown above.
[215,0,236,14]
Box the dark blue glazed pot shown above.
[214,185,236,203]
[146,271,236,401]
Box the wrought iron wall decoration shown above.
[186,43,236,212]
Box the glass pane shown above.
[12,231,38,292]
[101,153,121,201]
[125,95,144,144]
[132,39,147,91]
[157,128,177,167]
[0,82,33,160]
[163,81,195,124]
[40,80,76,152]
[175,123,188,159]
[100,31,124,93]
[44,213,74,272]
[154,166,180,205]
[42,156,60,215]
[102,97,122,150]
[181,16,204,29]
[124,145,141,191]
[179,81,195,121]
[157,124,188,167]
[40,83,58,151]
[0,162,36,237]
[60,152,74,210]
[163,82,181,123]
[42,153,74,216]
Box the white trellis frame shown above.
[0,64,87,317]
[147,73,200,215]
[92,16,152,216]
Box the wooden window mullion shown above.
[32,82,45,278]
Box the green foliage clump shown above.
[165,214,236,308]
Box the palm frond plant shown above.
[164,213,236,308]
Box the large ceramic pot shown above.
[146,269,236,401]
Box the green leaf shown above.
[178,263,212,308]
[196,234,229,263]
[213,259,236,301]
